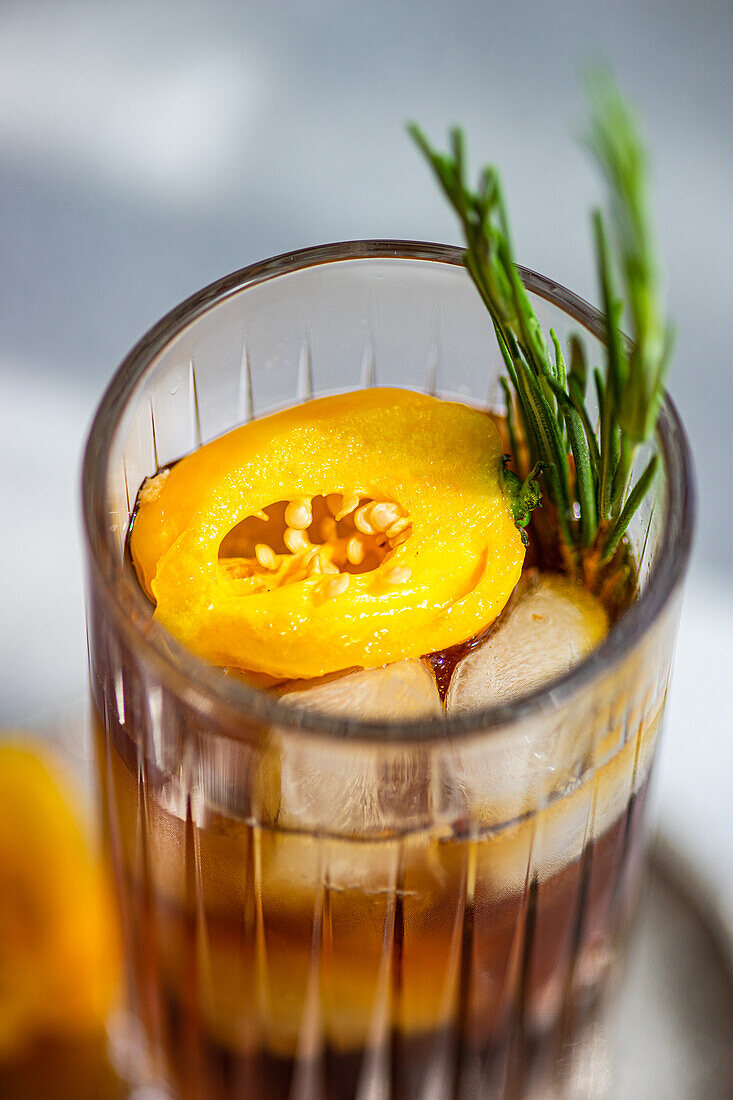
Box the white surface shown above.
[608,853,733,1099]
[655,579,733,942]
[0,362,90,727]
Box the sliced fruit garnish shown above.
[130,388,524,679]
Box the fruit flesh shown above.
[130,388,525,680]
[0,745,119,1059]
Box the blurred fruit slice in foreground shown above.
[0,742,120,1060]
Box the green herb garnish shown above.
[500,459,544,547]
[409,72,671,588]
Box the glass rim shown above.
[82,239,696,744]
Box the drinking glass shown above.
[82,242,694,1099]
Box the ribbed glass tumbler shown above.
[82,243,694,1100]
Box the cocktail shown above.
[83,88,694,1100]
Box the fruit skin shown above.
[0,743,120,1059]
[131,387,525,680]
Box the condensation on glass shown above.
[83,243,694,1100]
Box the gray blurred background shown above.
[1,0,732,921]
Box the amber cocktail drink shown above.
[84,245,693,1099]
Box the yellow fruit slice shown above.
[0,743,119,1058]
[130,388,525,679]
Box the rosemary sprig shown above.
[409,73,671,586]
[500,460,544,547]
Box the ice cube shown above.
[446,574,608,713]
[277,659,442,720]
[259,662,447,841]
